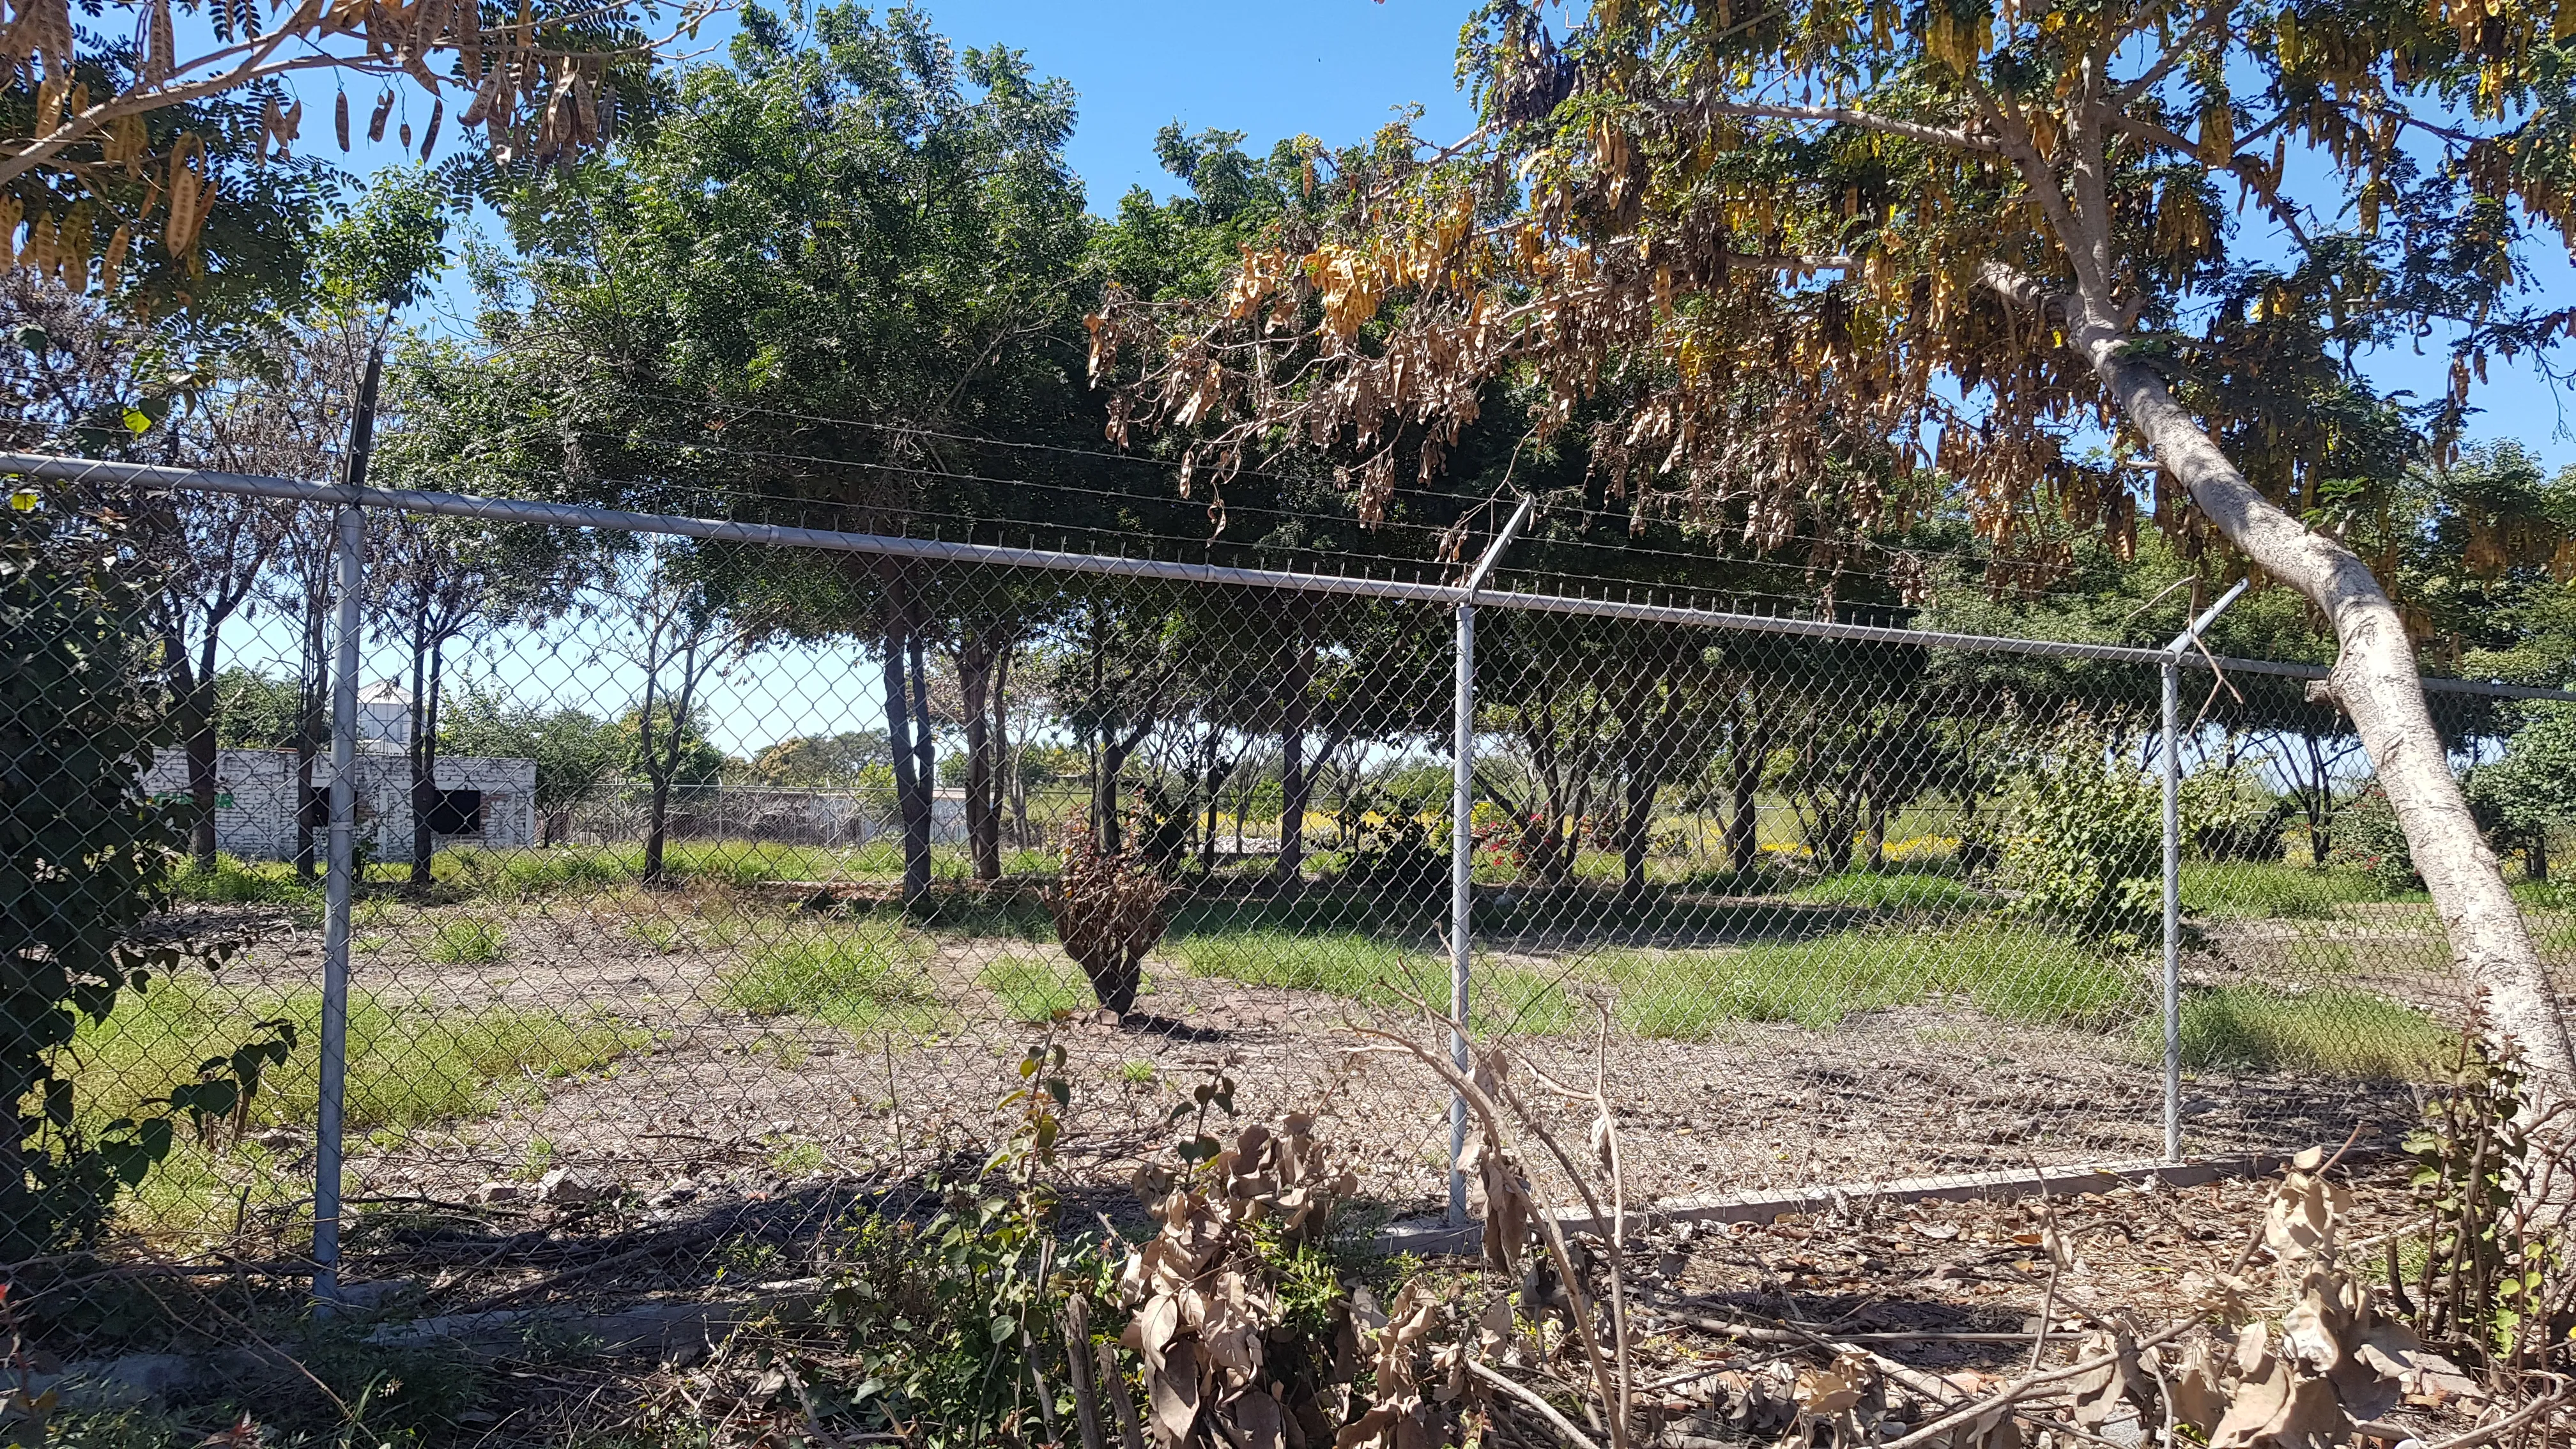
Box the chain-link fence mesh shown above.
[10,460,2575,1360]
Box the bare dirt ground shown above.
[163,891,2422,1254]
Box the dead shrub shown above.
[1046,824,1171,1015]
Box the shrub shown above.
[1045,825,1170,1015]
[0,500,289,1259]
[2327,785,2420,893]
[1998,711,2161,949]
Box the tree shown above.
[609,541,746,884]
[0,496,288,1261]
[1096,0,2576,1091]
[0,0,696,305]
[438,682,622,845]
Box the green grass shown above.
[170,854,323,916]
[66,973,643,1237]
[2167,986,2455,1080]
[1597,923,2145,1036]
[1785,869,1986,912]
[717,921,940,1032]
[425,916,509,965]
[979,952,1105,1022]
[1166,927,1581,1035]
[2180,862,2394,919]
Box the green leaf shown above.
[121,408,153,436]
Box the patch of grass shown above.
[1119,1059,1158,1085]
[1167,928,1579,1034]
[2168,986,2455,1080]
[73,975,643,1138]
[769,1138,829,1175]
[440,845,629,899]
[628,917,682,953]
[719,922,940,1032]
[170,854,323,916]
[1600,923,2143,1036]
[1785,869,1986,912]
[979,952,1103,1022]
[517,1134,558,1181]
[2181,862,2389,919]
[425,916,509,965]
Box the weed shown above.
[518,1134,558,1181]
[2167,986,2454,1080]
[1786,868,1986,912]
[1603,923,2143,1036]
[1119,1059,1159,1085]
[2181,862,2389,919]
[425,916,508,965]
[979,952,1103,1022]
[629,917,682,953]
[719,922,939,1032]
[769,1138,829,1175]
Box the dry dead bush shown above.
[1047,825,1172,1016]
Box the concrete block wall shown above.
[144,749,538,864]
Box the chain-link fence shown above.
[8,448,2574,1344]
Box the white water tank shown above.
[356,680,413,751]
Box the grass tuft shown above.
[1167,928,1579,1035]
[719,922,939,1032]
[1600,923,2143,1036]
[1784,869,1986,912]
[979,953,1103,1022]
[2168,986,2455,1080]
[2181,862,2391,919]
[425,916,509,965]
[170,855,323,916]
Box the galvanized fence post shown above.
[1450,497,1533,1229]
[2160,653,2182,1163]
[315,350,381,1312]
[2161,579,2247,1165]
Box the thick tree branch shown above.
[1656,98,1997,153]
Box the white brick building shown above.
[144,747,538,864]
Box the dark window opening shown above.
[426,789,484,836]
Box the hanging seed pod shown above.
[367,88,394,143]
[143,0,176,86]
[164,134,210,256]
[335,90,351,150]
[419,97,442,158]
[459,63,507,128]
[0,197,22,269]
[100,224,130,292]
[399,122,413,150]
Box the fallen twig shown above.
[2422,1383,2571,1449]
[1874,1312,2213,1449]
[1469,1358,1606,1449]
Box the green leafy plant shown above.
[1997,711,2161,950]
[2401,1038,2573,1369]
[2330,785,2422,894]
[425,916,508,965]
[0,500,291,1260]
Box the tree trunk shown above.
[170,634,220,873]
[881,610,932,910]
[1271,640,1314,894]
[907,631,937,862]
[1618,772,1653,899]
[1725,714,1764,877]
[2531,833,2549,886]
[2066,293,2576,1094]
[409,617,441,887]
[956,630,999,883]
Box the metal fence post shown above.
[2160,654,2182,1163]
[2160,579,2248,1166]
[1449,496,1533,1229]
[316,351,381,1312]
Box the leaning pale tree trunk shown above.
[2078,309,2575,1089]
[1997,241,2576,1095]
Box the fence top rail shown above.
[11,450,2573,704]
